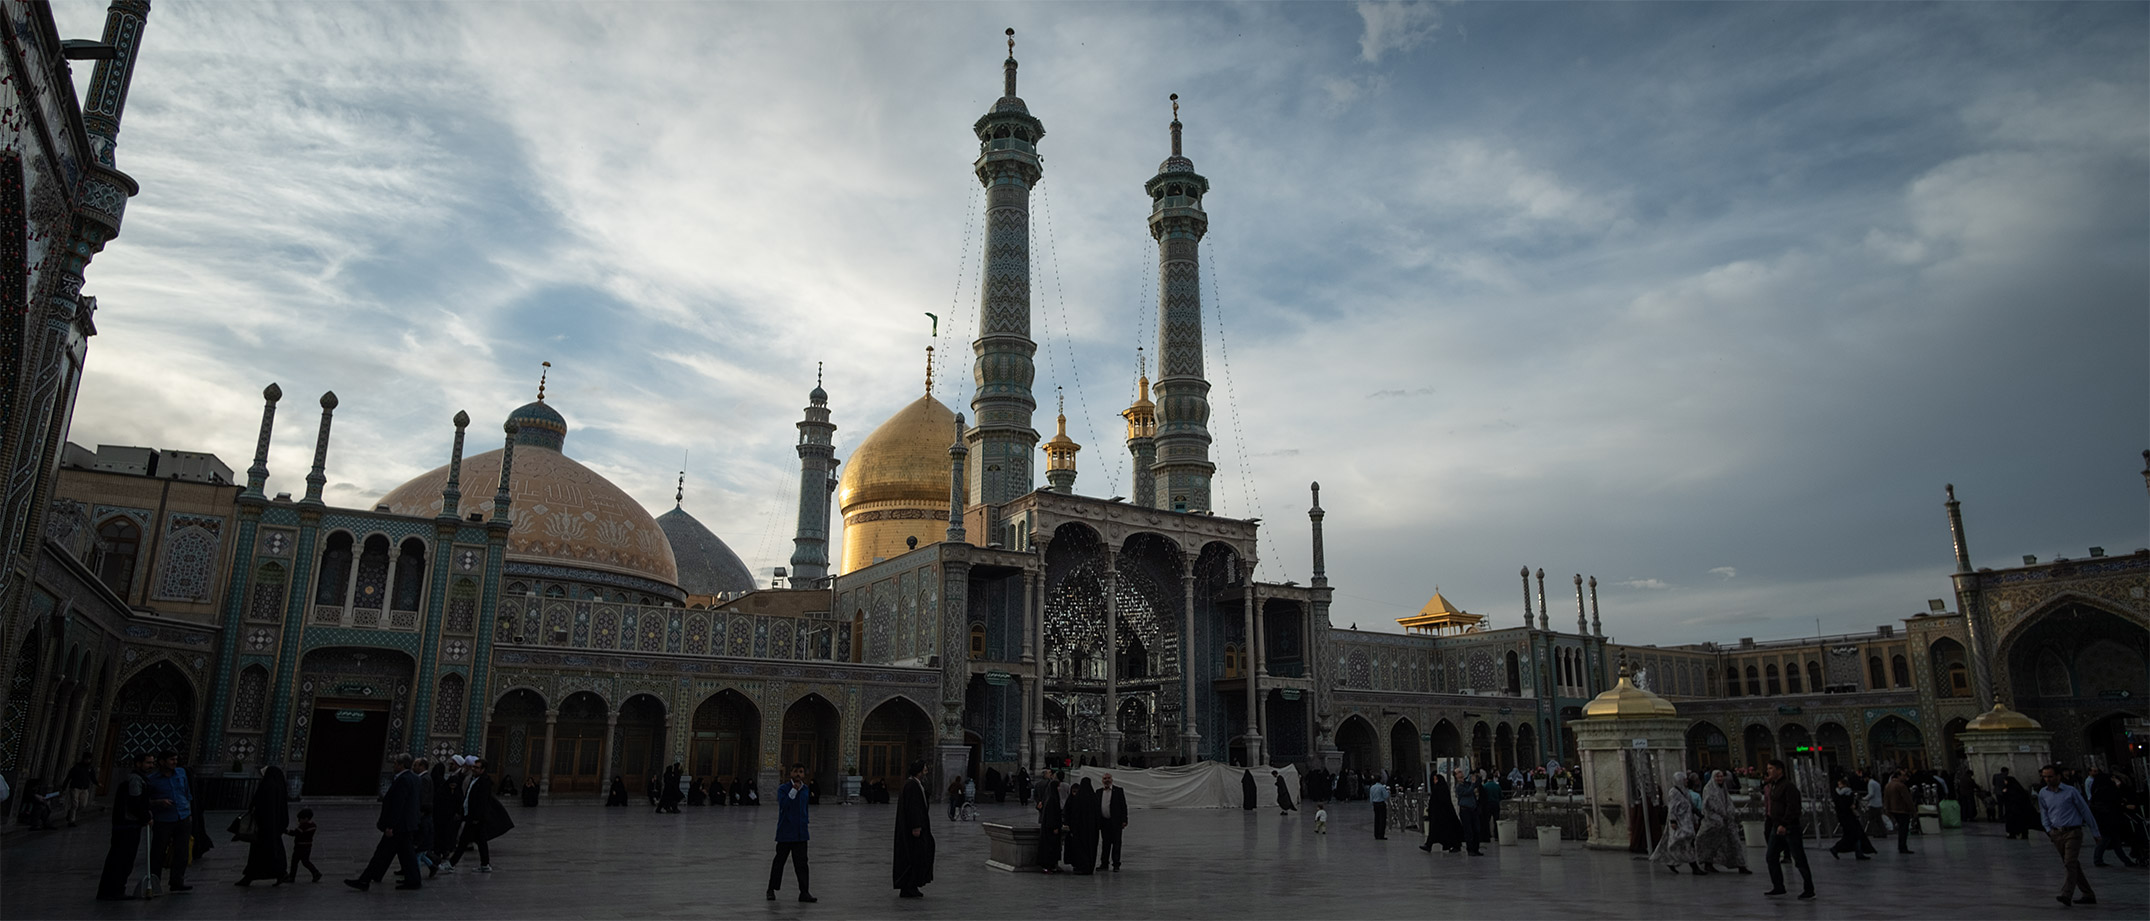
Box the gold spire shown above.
[536,360,552,401]
[1581,656,1680,719]
[1044,386,1080,472]
[1122,350,1157,440]
[924,345,934,396]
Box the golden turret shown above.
[1122,363,1157,441]
[1043,389,1080,493]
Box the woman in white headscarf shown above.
[1649,771,1703,874]
[1696,769,1751,873]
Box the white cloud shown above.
[1709,566,1737,580]
[1619,579,1672,591]
[1356,1,1442,63]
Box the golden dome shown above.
[1964,697,2044,731]
[380,445,679,587]
[1582,663,1680,720]
[837,393,960,574]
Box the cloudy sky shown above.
[53,1,2146,644]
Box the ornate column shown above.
[601,714,618,782]
[1030,534,1050,771]
[1946,485,1995,704]
[1180,551,1202,762]
[538,709,559,797]
[1103,548,1121,765]
[1520,566,1532,629]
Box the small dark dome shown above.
[507,400,567,451]
[656,505,755,595]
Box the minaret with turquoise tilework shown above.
[966,28,1044,514]
[1147,95,1215,513]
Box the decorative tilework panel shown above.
[248,561,287,622]
[153,514,223,602]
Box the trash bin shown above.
[1937,800,1961,829]
[1497,818,1519,846]
[1537,826,1563,856]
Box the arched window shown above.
[390,538,426,611]
[1726,666,1741,697]
[1505,651,1521,695]
[543,584,566,598]
[248,561,287,622]
[1868,656,1887,690]
[1223,645,1240,678]
[1785,661,1802,694]
[314,532,353,605]
[968,624,986,659]
[1745,665,1762,697]
[1806,661,1822,694]
[1890,654,1910,688]
[231,665,269,730]
[445,578,478,633]
[1766,664,1782,696]
[1947,662,1968,696]
[432,673,465,734]
[352,535,391,609]
[95,517,141,596]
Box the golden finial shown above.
[816,361,823,388]
[1056,385,1065,417]
[675,470,684,507]
[537,360,552,401]
[924,345,935,396]
[1171,93,1179,121]
[1006,27,1015,57]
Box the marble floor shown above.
[4,798,2143,919]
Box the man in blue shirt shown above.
[768,763,815,902]
[1368,777,1390,840]
[144,750,193,892]
[2037,764,2100,907]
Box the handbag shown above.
[228,811,257,843]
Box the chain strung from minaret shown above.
[967,28,1044,512]
[1146,94,1216,513]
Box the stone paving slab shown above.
[4,799,2144,919]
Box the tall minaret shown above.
[789,366,838,586]
[1122,350,1158,506]
[1147,94,1216,512]
[967,28,1045,511]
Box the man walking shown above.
[347,753,423,891]
[1098,773,1129,871]
[145,750,194,893]
[2037,763,2099,907]
[95,753,155,900]
[64,757,96,827]
[1480,771,1504,844]
[1884,769,1916,854]
[768,763,816,902]
[1761,759,1815,900]
[1368,775,1391,840]
[1456,772,1483,856]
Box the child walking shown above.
[1314,805,1328,834]
[283,808,321,883]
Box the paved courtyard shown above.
[4,799,2143,920]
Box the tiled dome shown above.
[656,504,755,595]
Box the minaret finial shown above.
[1057,385,1064,417]
[675,470,685,507]
[925,345,935,396]
[1170,93,1182,157]
[817,362,823,388]
[537,360,552,401]
[1003,28,1018,96]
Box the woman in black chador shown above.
[1241,769,1257,810]
[892,761,935,898]
[1065,778,1100,874]
[606,776,629,807]
[520,776,540,807]
[1274,771,1297,815]
[1418,772,1466,853]
[687,777,706,807]
[233,765,289,886]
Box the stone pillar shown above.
[1251,582,1267,678]
[537,710,559,797]
[1103,549,1121,766]
[1181,555,1202,762]
[601,715,618,785]
[1031,536,1052,772]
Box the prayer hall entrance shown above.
[689,689,758,790]
[303,700,389,795]
[860,697,932,793]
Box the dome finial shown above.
[1170,93,1182,157]
[537,360,552,401]
[1004,27,1018,96]
[675,469,685,507]
[817,361,824,388]
[924,345,935,396]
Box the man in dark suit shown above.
[347,753,424,891]
[1098,773,1130,871]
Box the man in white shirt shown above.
[1863,771,1885,836]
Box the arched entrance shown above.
[550,691,612,795]
[1941,717,1970,768]
[1743,723,1775,767]
[1814,722,1852,773]
[1866,716,1925,770]
[1390,717,1422,782]
[1494,723,1514,773]
[1516,722,1538,769]
[2085,711,2142,769]
[295,647,413,796]
[782,694,841,793]
[1429,719,1463,760]
[101,661,195,784]
[2001,601,2149,765]
[1335,715,1377,774]
[614,692,662,796]
[1686,721,1729,773]
[1779,723,1813,757]
[1471,722,1492,771]
[860,697,932,793]
[485,688,546,787]
[689,689,758,791]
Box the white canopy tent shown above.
[1067,762,1302,809]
